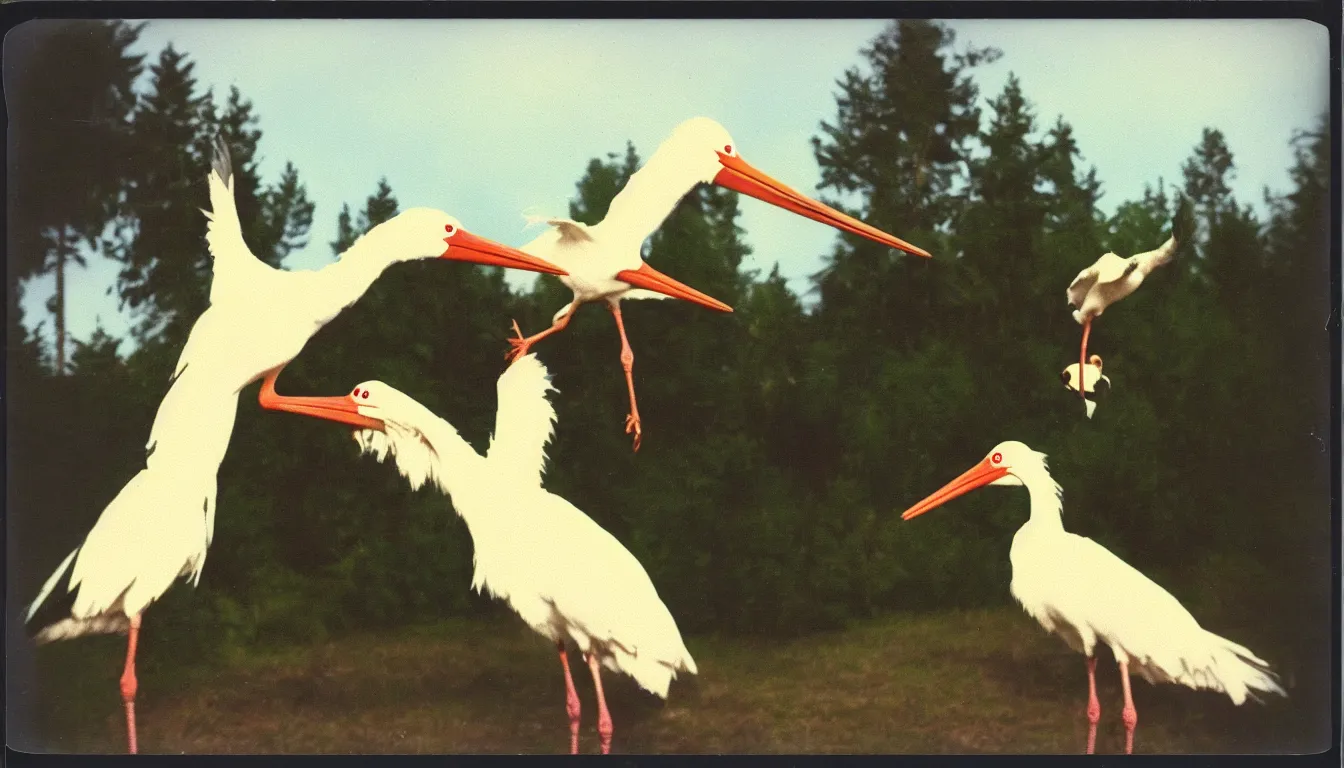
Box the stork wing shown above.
[546,218,594,246]
[487,354,559,487]
[203,135,265,305]
[532,493,696,674]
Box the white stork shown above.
[272,354,697,755]
[23,136,566,753]
[901,441,1285,754]
[1067,197,1190,400]
[1061,354,1111,419]
[507,116,931,450]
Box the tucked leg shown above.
[557,642,581,755]
[507,301,580,362]
[1119,658,1138,754]
[606,300,641,452]
[121,613,142,755]
[1085,656,1101,755]
[586,652,613,755]
[1079,318,1092,401]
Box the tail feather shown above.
[1172,631,1287,705]
[25,547,79,632]
[1084,399,1097,419]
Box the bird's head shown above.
[665,117,931,259]
[901,441,1050,521]
[1089,355,1103,370]
[361,208,567,276]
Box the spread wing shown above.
[202,135,265,305]
[486,354,558,487]
[545,218,594,246]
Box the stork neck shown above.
[419,418,487,499]
[318,238,402,311]
[1020,468,1065,531]
[598,145,705,249]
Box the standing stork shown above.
[23,136,566,754]
[263,355,697,754]
[1067,197,1190,400]
[901,441,1285,754]
[507,116,931,450]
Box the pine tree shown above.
[114,47,314,357]
[8,20,145,373]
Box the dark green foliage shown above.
[9,21,1330,750]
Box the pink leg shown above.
[586,652,613,755]
[1085,656,1101,754]
[507,302,579,362]
[1119,658,1138,754]
[120,614,142,755]
[1079,318,1092,401]
[557,642,581,755]
[606,301,642,452]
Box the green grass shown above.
[18,607,1323,755]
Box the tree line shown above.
[9,21,1331,728]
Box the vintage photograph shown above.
[5,13,1334,755]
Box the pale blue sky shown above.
[16,18,1329,351]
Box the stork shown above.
[901,441,1285,754]
[507,116,931,450]
[1067,197,1189,399]
[23,136,566,754]
[264,354,697,754]
[1061,354,1111,419]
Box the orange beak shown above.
[901,456,1008,521]
[269,392,385,431]
[441,228,568,276]
[615,262,734,313]
[713,152,931,259]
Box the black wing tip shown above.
[210,134,233,186]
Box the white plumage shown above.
[1066,197,1189,389]
[307,355,694,753]
[24,135,565,754]
[508,116,931,451]
[903,440,1284,754]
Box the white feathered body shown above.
[518,122,727,320]
[349,355,697,698]
[1067,237,1178,325]
[27,149,443,642]
[1004,458,1284,706]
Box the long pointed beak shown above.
[901,457,1008,521]
[713,152,931,259]
[615,262,734,313]
[271,393,385,431]
[442,229,568,276]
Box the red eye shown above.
[351,388,360,397]
[723,144,733,154]
[361,390,369,399]
[991,452,1003,464]
[444,224,456,235]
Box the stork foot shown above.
[625,412,642,452]
[505,320,533,362]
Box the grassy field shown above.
[18,607,1322,755]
